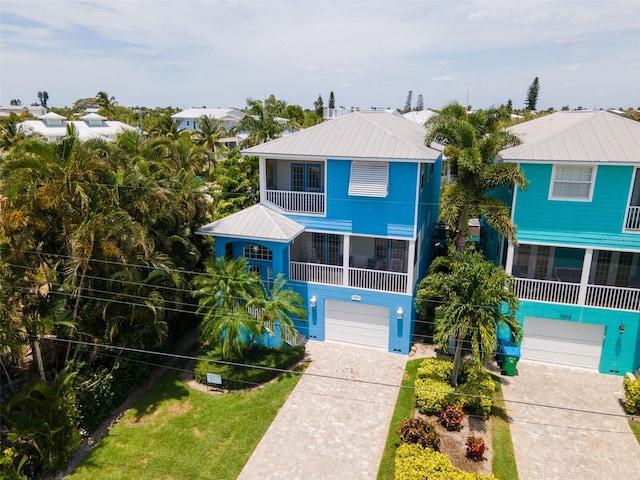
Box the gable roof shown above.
[195,204,304,242]
[242,112,440,162]
[402,109,437,125]
[79,112,107,121]
[501,111,640,163]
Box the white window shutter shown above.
[348,161,389,197]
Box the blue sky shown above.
[1,0,639,111]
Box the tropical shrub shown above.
[440,405,465,431]
[623,377,640,414]
[396,417,441,451]
[395,443,497,480]
[465,435,486,460]
[416,356,456,381]
[194,344,305,390]
[415,377,455,415]
[458,370,496,418]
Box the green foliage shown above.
[525,77,540,111]
[623,377,640,414]
[394,443,496,480]
[396,417,440,451]
[465,435,486,460]
[440,404,465,431]
[414,358,495,418]
[194,344,305,390]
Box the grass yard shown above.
[490,374,519,480]
[376,359,421,480]
[631,420,640,444]
[67,364,304,480]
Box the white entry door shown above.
[325,300,389,349]
[520,317,604,369]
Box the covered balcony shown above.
[289,232,411,294]
[262,159,325,215]
[509,244,640,311]
[624,168,640,232]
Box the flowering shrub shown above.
[440,405,464,431]
[396,417,441,451]
[465,436,486,460]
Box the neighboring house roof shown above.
[196,204,305,242]
[171,108,245,122]
[0,105,47,117]
[79,112,107,121]
[19,118,136,141]
[39,111,66,120]
[501,111,640,163]
[242,111,439,162]
[402,109,437,125]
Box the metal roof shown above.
[402,109,437,125]
[196,204,305,242]
[171,108,244,121]
[242,112,439,161]
[501,111,640,163]
[20,120,136,141]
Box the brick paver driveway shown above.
[500,360,640,480]
[238,340,407,480]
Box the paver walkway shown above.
[500,360,640,480]
[238,340,407,479]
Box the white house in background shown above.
[0,105,48,118]
[171,108,245,132]
[402,109,437,125]
[19,112,136,142]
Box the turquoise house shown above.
[497,111,640,375]
[197,112,442,354]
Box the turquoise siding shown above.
[290,282,415,354]
[289,160,419,238]
[515,164,640,248]
[517,300,640,374]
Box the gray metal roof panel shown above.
[501,111,640,163]
[195,204,305,242]
[242,112,439,161]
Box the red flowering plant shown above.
[439,405,464,431]
[465,435,486,460]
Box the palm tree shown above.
[260,273,307,345]
[425,102,527,251]
[237,95,288,147]
[192,116,229,174]
[194,256,263,359]
[415,249,522,386]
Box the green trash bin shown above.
[502,345,521,376]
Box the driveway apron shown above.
[238,340,407,480]
[500,361,640,480]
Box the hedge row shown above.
[395,443,496,480]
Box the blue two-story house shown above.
[496,111,640,375]
[196,112,442,354]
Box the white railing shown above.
[289,261,343,286]
[265,190,325,215]
[349,267,408,293]
[625,206,640,231]
[515,278,580,304]
[264,321,302,345]
[586,285,640,311]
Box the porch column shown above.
[406,240,416,295]
[342,234,350,287]
[505,242,515,275]
[259,156,266,203]
[578,248,593,305]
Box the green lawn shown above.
[377,359,421,480]
[630,420,640,444]
[376,359,520,480]
[67,365,304,479]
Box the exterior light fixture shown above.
[619,321,625,335]
[310,296,317,308]
[397,307,403,320]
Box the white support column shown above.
[578,248,593,305]
[505,242,515,275]
[406,240,416,295]
[342,234,350,287]
[259,156,266,203]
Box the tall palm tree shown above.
[237,95,288,147]
[194,256,263,359]
[425,102,527,251]
[192,115,229,174]
[415,249,522,386]
[260,273,307,345]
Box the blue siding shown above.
[517,300,640,374]
[515,164,640,248]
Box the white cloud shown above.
[432,76,456,82]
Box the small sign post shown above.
[206,372,222,391]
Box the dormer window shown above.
[39,112,66,126]
[80,113,106,127]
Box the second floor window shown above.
[244,244,273,261]
[549,165,595,201]
[292,163,323,192]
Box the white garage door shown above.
[520,317,604,369]
[325,300,389,349]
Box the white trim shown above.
[342,234,351,286]
[577,248,593,305]
[413,163,421,239]
[241,151,438,163]
[348,160,389,197]
[547,164,597,202]
[259,156,267,203]
[505,242,515,274]
[406,240,416,295]
[514,239,640,254]
[302,228,414,242]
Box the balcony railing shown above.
[515,278,580,304]
[515,278,640,311]
[289,261,408,294]
[586,284,640,310]
[265,190,325,215]
[625,206,640,231]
